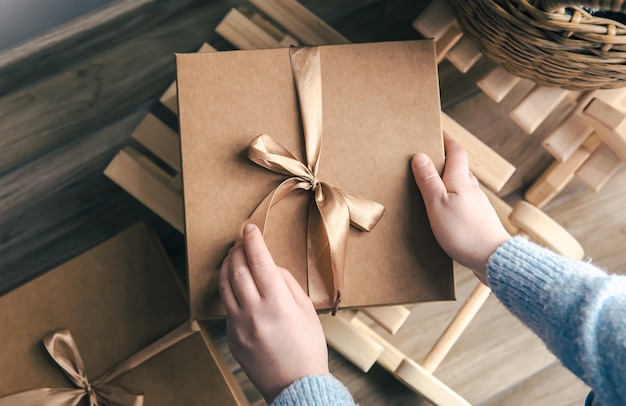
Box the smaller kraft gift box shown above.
[0,223,245,406]
[177,40,454,319]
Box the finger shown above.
[442,133,472,187]
[229,240,261,307]
[469,170,480,186]
[411,152,447,206]
[279,267,313,309]
[219,252,240,312]
[242,223,288,297]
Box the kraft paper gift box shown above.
[177,40,454,319]
[0,223,243,406]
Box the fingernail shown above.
[244,223,256,234]
[414,153,429,168]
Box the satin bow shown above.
[247,46,385,314]
[0,321,199,406]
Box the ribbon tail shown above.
[308,184,350,314]
[96,385,144,406]
[340,190,385,231]
[246,178,310,235]
[93,321,200,386]
[0,388,85,406]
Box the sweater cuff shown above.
[486,236,604,336]
[271,374,355,406]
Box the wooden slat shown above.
[445,36,482,73]
[104,147,184,233]
[360,306,411,335]
[525,136,597,208]
[216,8,283,50]
[248,13,299,46]
[249,0,349,45]
[509,86,571,134]
[160,43,216,113]
[441,112,516,192]
[576,143,624,191]
[435,24,463,64]
[509,201,584,260]
[131,113,181,173]
[582,97,626,163]
[542,110,593,161]
[541,87,626,161]
[476,65,522,103]
[395,359,471,406]
[319,314,384,373]
[348,317,406,372]
[412,0,456,40]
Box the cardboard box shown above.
[0,224,244,405]
[177,41,454,319]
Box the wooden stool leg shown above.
[420,282,491,373]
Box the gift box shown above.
[177,40,454,319]
[0,223,243,405]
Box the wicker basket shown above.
[449,0,626,90]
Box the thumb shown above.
[411,153,447,205]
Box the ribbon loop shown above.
[246,46,385,311]
[43,329,90,390]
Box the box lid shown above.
[177,41,454,318]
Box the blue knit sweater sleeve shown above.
[271,375,356,405]
[487,237,626,406]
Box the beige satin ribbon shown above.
[0,321,200,406]
[247,46,385,314]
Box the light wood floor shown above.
[1,0,623,405]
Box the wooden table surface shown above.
[1,0,624,404]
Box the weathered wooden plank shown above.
[0,0,204,97]
[0,110,150,295]
[0,1,240,175]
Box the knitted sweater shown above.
[271,237,626,406]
